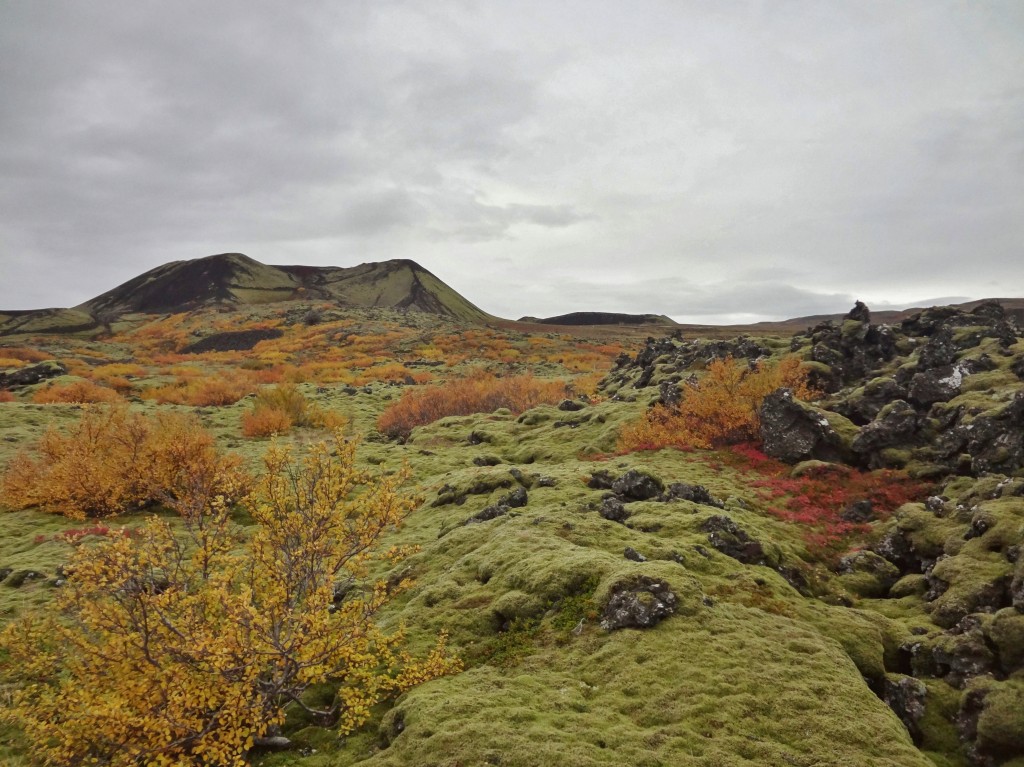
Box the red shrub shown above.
[725,443,932,554]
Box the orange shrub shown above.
[92,363,147,379]
[377,370,567,439]
[0,347,50,363]
[570,372,605,398]
[242,406,293,437]
[144,371,257,406]
[188,375,255,406]
[618,356,816,452]
[241,384,348,438]
[2,406,244,519]
[0,390,15,403]
[32,380,123,404]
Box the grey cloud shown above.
[1,1,1022,319]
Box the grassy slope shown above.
[3,305,1020,766]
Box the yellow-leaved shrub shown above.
[0,435,461,767]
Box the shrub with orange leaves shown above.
[618,355,817,452]
[242,406,294,437]
[32,380,123,404]
[0,435,460,767]
[241,384,348,438]
[0,390,15,403]
[0,347,50,364]
[377,370,567,439]
[143,370,257,406]
[1,405,244,519]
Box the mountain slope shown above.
[79,253,299,316]
[0,254,493,335]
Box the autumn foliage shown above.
[618,355,817,452]
[143,370,258,406]
[723,443,931,552]
[31,379,123,404]
[1,406,244,519]
[377,370,567,439]
[241,384,348,437]
[0,436,461,767]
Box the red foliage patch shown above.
[34,524,138,545]
[723,443,932,554]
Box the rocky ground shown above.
[602,300,1024,766]
[1,300,1023,766]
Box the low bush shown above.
[377,370,567,439]
[241,384,348,438]
[143,371,257,406]
[725,444,932,553]
[0,436,460,767]
[32,380,123,404]
[1,405,245,519]
[241,406,294,437]
[618,355,816,451]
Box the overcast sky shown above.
[1,2,1022,323]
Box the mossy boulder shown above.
[759,388,857,464]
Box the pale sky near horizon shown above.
[1,1,1022,323]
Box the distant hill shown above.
[750,298,1024,334]
[0,254,492,335]
[518,311,678,327]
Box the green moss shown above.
[917,679,966,763]
[360,605,931,767]
[6,310,1023,766]
[977,679,1024,758]
[990,609,1024,674]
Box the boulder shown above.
[759,388,854,464]
[662,482,723,508]
[658,378,682,407]
[611,469,664,501]
[3,570,46,588]
[598,497,629,523]
[909,365,964,407]
[932,618,996,688]
[0,360,67,388]
[498,487,528,509]
[990,609,1024,674]
[851,400,919,459]
[623,547,647,562]
[840,499,876,523]
[883,675,928,746]
[1011,355,1024,381]
[972,681,1024,764]
[916,327,958,370]
[586,470,615,490]
[699,515,767,566]
[600,577,678,630]
[836,549,900,597]
[938,393,1024,476]
[873,528,925,574]
[836,377,908,425]
[460,481,532,523]
[847,300,871,323]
